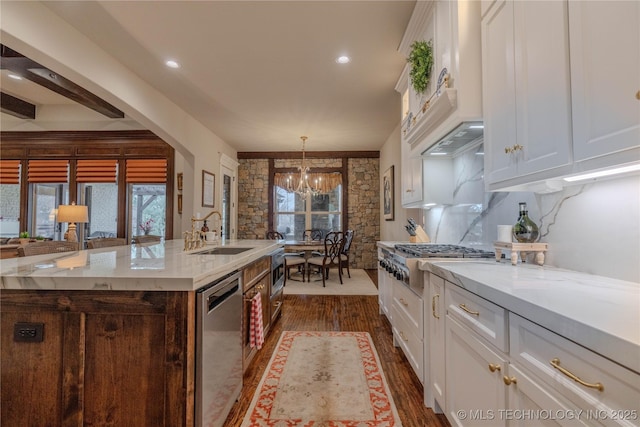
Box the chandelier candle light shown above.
[288,136,322,196]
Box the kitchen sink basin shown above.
[191,247,253,255]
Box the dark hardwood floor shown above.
[223,270,450,427]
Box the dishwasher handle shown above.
[199,270,241,314]
[207,282,239,313]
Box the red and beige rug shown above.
[241,330,403,426]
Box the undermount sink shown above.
[191,247,253,255]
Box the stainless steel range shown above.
[379,244,495,294]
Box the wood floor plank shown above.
[223,270,450,427]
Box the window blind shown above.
[28,160,69,183]
[0,160,21,184]
[76,159,118,183]
[126,159,167,183]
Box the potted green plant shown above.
[408,39,434,95]
[19,231,30,245]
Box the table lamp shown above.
[57,202,88,242]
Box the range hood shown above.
[421,121,484,157]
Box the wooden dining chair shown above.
[17,241,79,257]
[131,235,162,244]
[340,229,354,278]
[87,238,127,249]
[301,229,323,241]
[306,231,344,287]
[266,231,284,240]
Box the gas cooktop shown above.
[394,243,495,259]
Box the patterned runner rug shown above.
[241,330,403,426]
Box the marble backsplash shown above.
[421,143,640,283]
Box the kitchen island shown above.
[0,239,282,427]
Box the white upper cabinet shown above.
[401,139,424,206]
[568,1,640,166]
[482,0,640,192]
[482,0,572,191]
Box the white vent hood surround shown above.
[396,0,483,155]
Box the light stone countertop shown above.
[0,239,282,292]
[420,260,640,374]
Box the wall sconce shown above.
[57,202,89,242]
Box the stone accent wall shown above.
[237,156,380,269]
[237,159,269,239]
[347,158,380,269]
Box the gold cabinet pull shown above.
[488,363,501,372]
[503,376,517,386]
[256,284,265,290]
[399,331,409,342]
[459,303,480,316]
[399,298,409,307]
[504,144,524,154]
[432,294,440,319]
[550,358,604,392]
[636,90,640,100]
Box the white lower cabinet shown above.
[428,274,640,427]
[446,314,508,426]
[377,263,392,321]
[510,313,640,427]
[392,279,424,383]
[427,273,446,411]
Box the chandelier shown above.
[287,136,322,196]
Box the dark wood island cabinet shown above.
[0,239,282,426]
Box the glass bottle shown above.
[201,220,209,233]
[512,202,539,243]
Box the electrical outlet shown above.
[14,322,44,343]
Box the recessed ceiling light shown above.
[165,60,180,69]
[336,56,350,64]
[8,74,23,80]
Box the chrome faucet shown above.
[185,211,222,250]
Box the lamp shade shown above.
[57,204,89,223]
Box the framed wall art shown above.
[383,165,394,221]
[177,194,183,214]
[202,170,215,208]
[177,173,183,191]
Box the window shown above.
[27,160,70,240]
[127,159,168,239]
[77,160,118,242]
[273,179,342,240]
[0,160,21,238]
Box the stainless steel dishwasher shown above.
[196,269,242,427]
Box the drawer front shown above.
[445,282,508,352]
[243,256,270,291]
[510,313,640,427]
[393,280,424,336]
[392,303,424,383]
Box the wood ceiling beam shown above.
[0,45,125,119]
[1,92,36,119]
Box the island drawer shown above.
[243,256,270,291]
[445,282,508,352]
[510,313,640,425]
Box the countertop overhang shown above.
[0,239,283,292]
[420,260,640,374]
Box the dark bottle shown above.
[513,202,539,243]
[201,220,209,233]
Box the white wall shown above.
[0,1,236,237]
[379,123,421,241]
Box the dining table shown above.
[283,240,325,281]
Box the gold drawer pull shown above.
[504,144,524,154]
[459,303,480,316]
[432,294,440,319]
[488,363,501,372]
[256,284,265,290]
[503,376,517,386]
[550,358,604,392]
[399,331,409,342]
[636,90,640,100]
[399,298,409,306]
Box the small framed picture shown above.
[202,170,215,208]
[383,166,394,221]
[177,173,183,191]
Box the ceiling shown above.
[1,1,416,153]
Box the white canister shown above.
[497,225,512,243]
[205,231,215,242]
